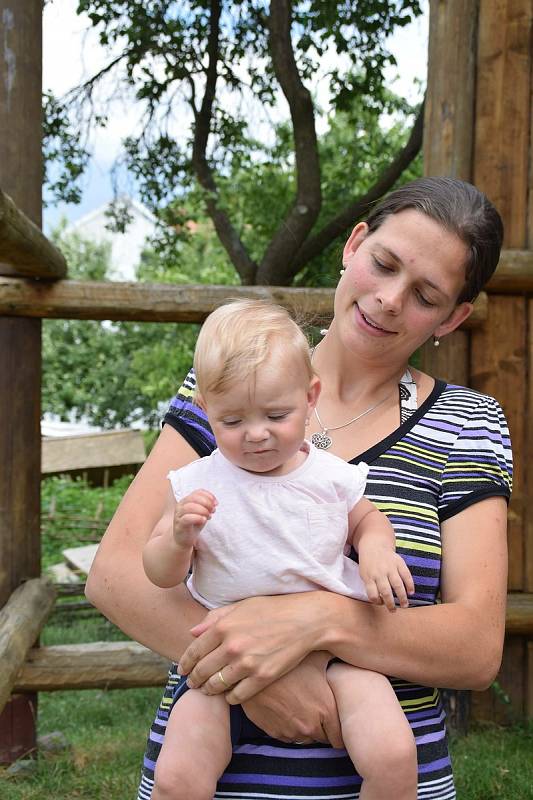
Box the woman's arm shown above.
[85,424,208,661]
[180,496,508,702]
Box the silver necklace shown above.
[311,392,393,450]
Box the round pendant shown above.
[311,431,332,450]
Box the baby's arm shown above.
[348,498,414,611]
[142,487,217,588]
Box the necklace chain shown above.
[311,392,393,450]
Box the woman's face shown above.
[334,208,474,364]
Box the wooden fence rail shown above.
[3,592,533,698]
[0,277,488,326]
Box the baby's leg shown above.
[152,688,232,800]
[327,662,417,800]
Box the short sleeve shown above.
[330,457,369,510]
[162,367,216,457]
[167,469,183,501]
[439,394,513,522]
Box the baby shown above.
[143,299,417,800]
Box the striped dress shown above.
[138,371,512,800]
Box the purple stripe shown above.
[149,731,165,744]
[421,419,462,434]
[234,745,347,759]
[387,450,445,468]
[413,575,439,586]
[143,757,156,771]
[392,518,439,530]
[404,555,440,568]
[219,773,362,787]
[406,707,443,721]
[415,730,446,746]
[411,712,446,729]
[418,755,452,774]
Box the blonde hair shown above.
[194,299,313,398]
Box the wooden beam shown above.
[0,579,56,715]
[487,250,533,294]
[506,592,533,636]
[0,189,67,279]
[12,593,533,694]
[14,642,170,692]
[0,278,488,328]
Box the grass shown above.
[1,476,532,799]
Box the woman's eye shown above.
[372,256,393,272]
[416,290,435,307]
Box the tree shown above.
[45,0,424,286]
[42,224,200,428]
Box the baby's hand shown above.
[358,545,414,611]
[173,489,217,548]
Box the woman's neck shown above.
[312,332,409,405]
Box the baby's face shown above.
[204,356,319,476]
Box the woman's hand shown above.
[241,652,344,747]
[178,592,327,703]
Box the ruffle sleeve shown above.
[438,392,512,522]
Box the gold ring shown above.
[218,669,229,688]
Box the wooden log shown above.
[488,250,533,294]
[0,189,67,279]
[0,579,56,715]
[14,642,170,692]
[527,298,533,592]
[0,278,488,327]
[0,0,44,762]
[506,592,533,636]
[12,594,532,694]
[424,0,477,179]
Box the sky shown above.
[42,0,429,232]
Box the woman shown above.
[86,177,512,800]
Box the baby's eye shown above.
[222,419,241,427]
[268,413,288,421]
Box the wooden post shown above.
[0,0,42,763]
[422,0,480,731]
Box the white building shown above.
[67,196,159,281]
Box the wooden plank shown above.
[14,642,170,692]
[0,0,44,761]
[474,0,532,247]
[62,544,99,576]
[424,0,477,178]
[528,642,533,717]
[0,189,67,279]
[524,299,533,592]
[0,579,56,716]
[0,278,489,327]
[42,429,145,474]
[471,296,526,591]
[418,330,469,386]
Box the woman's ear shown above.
[306,376,321,415]
[434,301,474,340]
[343,222,368,263]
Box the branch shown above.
[291,99,425,271]
[191,0,257,284]
[256,0,321,285]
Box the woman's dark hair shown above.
[365,176,504,303]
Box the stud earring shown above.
[433,336,440,348]
[339,263,346,276]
